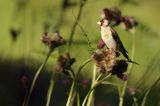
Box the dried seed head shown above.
[93,50,128,80]
[42,31,66,50]
[101,7,122,26]
[92,49,118,73]
[120,16,138,31]
[111,60,128,80]
[54,53,75,75]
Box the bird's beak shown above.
[97,21,101,25]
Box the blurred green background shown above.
[0,0,160,105]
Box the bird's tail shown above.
[121,52,139,65]
[127,59,139,65]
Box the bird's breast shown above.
[101,28,117,49]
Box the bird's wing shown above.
[110,28,128,54]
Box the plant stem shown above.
[76,58,92,78]
[65,58,91,106]
[68,0,87,52]
[23,49,53,106]
[86,64,97,106]
[77,92,81,106]
[66,80,76,106]
[119,32,136,106]
[46,73,55,106]
[82,73,111,106]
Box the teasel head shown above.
[54,53,75,76]
[42,31,66,50]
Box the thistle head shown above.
[92,49,118,73]
[54,53,75,75]
[100,7,122,26]
[120,16,138,32]
[92,49,128,80]
[42,31,66,50]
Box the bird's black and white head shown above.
[97,19,110,27]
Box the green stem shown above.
[77,92,81,106]
[119,32,136,106]
[23,49,53,106]
[65,58,91,106]
[82,73,111,106]
[70,68,76,79]
[68,0,87,52]
[86,64,97,106]
[46,74,55,106]
[76,58,92,78]
[66,80,76,106]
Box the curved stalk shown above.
[68,0,87,52]
[23,49,53,106]
[82,73,111,106]
[76,58,92,78]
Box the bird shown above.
[97,19,138,64]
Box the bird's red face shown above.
[97,19,109,27]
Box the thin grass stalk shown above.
[119,32,136,106]
[23,49,53,106]
[46,73,55,106]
